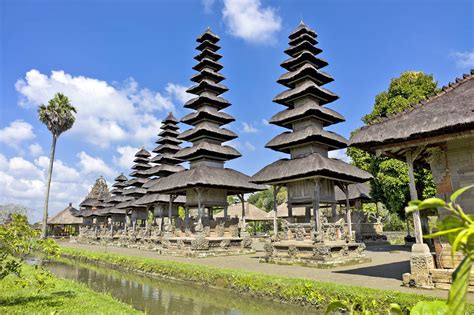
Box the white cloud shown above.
[202,0,215,13]
[451,51,474,68]
[244,141,256,151]
[77,151,115,177]
[28,143,43,157]
[0,120,35,148]
[113,145,139,170]
[261,118,269,126]
[166,83,193,104]
[242,122,258,133]
[328,149,351,163]
[222,0,282,44]
[15,70,174,147]
[0,154,96,223]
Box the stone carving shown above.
[288,245,298,257]
[177,239,185,249]
[241,237,252,249]
[313,245,330,257]
[264,243,273,256]
[287,228,294,240]
[295,225,305,241]
[216,222,225,237]
[191,237,209,250]
[220,239,230,249]
[229,224,239,238]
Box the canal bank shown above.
[58,245,468,313]
[0,263,140,315]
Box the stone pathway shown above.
[58,241,472,301]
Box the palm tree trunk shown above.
[41,135,57,239]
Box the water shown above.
[38,258,315,315]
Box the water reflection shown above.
[44,259,316,315]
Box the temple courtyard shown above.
[57,241,473,302]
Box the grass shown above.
[0,264,141,315]
[60,247,471,313]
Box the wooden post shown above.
[288,204,293,220]
[406,150,423,244]
[313,179,321,239]
[196,188,203,224]
[184,206,190,229]
[168,194,175,226]
[223,204,228,221]
[331,203,337,222]
[272,185,281,236]
[345,183,352,240]
[238,194,246,226]
[305,207,311,223]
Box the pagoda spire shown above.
[147,112,185,177]
[176,28,241,165]
[121,148,151,199]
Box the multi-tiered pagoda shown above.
[149,28,263,256]
[116,148,152,230]
[98,173,133,229]
[135,113,185,224]
[252,22,371,268]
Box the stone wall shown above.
[429,136,474,213]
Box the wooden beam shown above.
[238,194,246,226]
[313,179,321,241]
[272,185,282,236]
[344,183,352,240]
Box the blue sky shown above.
[0,0,473,221]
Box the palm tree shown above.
[38,93,77,238]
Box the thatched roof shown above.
[251,153,372,185]
[175,142,241,161]
[335,182,371,202]
[269,103,345,128]
[79,197,98,207]
[197,28,220,43]
[266,126,348,153]
[191,68,224,83]
[181,108,235,125]
[178,123,237,142]
[350,71,474,154]
[187,79,229,95]
[289,21,317,39]
[214,202,272,221]
[163,112,179,124]
[281,51,328,72]
[196,39,219,52]
[149,165,265,195]
[184,94,230,110]
[284,40,322,57]
[192,57,223,72]
[273,80,339,106]
[134,193,186,206]
[48,204,82,225]
[277,64,333,88]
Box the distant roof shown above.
[214,202,272,221]
[149,166,265,195]
[351,71,474,157]
[47,204,82,225]
[251,153,372,185]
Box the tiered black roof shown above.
[147,112,185,177]
[120,148,151,200]
[252,22,371,185]
[175,28,241,163]
[150,29,263,195]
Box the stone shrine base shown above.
[262,240,370,268]
[160,236,255,258]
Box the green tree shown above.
[38,93,77,239]
[348,71,437,218]
[248,187,287,212]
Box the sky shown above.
[0,0,473,222]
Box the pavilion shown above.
[47,203,82,237]
[251,22,372,267]
[350,70,474,289]
[149,28,264,256]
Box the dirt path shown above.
[59,241,469,301]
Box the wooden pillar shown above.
[272,185,281,235]
[168,194,176,226]
[406,150,423,244]
[331,203,337,222]
[288,204,293,220]
[223,204,228,221]
[313,179,321,239]
[305,207,311,223]
[345,184,352,240]
[184,206,190,229]
[196,188,203,224]
[238,194,246,226]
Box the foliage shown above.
[0,203,31,225]
[59,247,465,313]
[38,92,77,138]
[0,214,60,290]
[248,187,287,212]
[0,264,140,315]
[348,71,438,217]
[383,213,406,232]
[362,71,439,124]
[405,185,474,315]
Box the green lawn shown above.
[60,247,469,313]
[0,264,142,315]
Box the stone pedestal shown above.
[402,243,435,288]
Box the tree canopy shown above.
[248,187,287,212]
[38,92,77,138]
[348,71,437,218]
